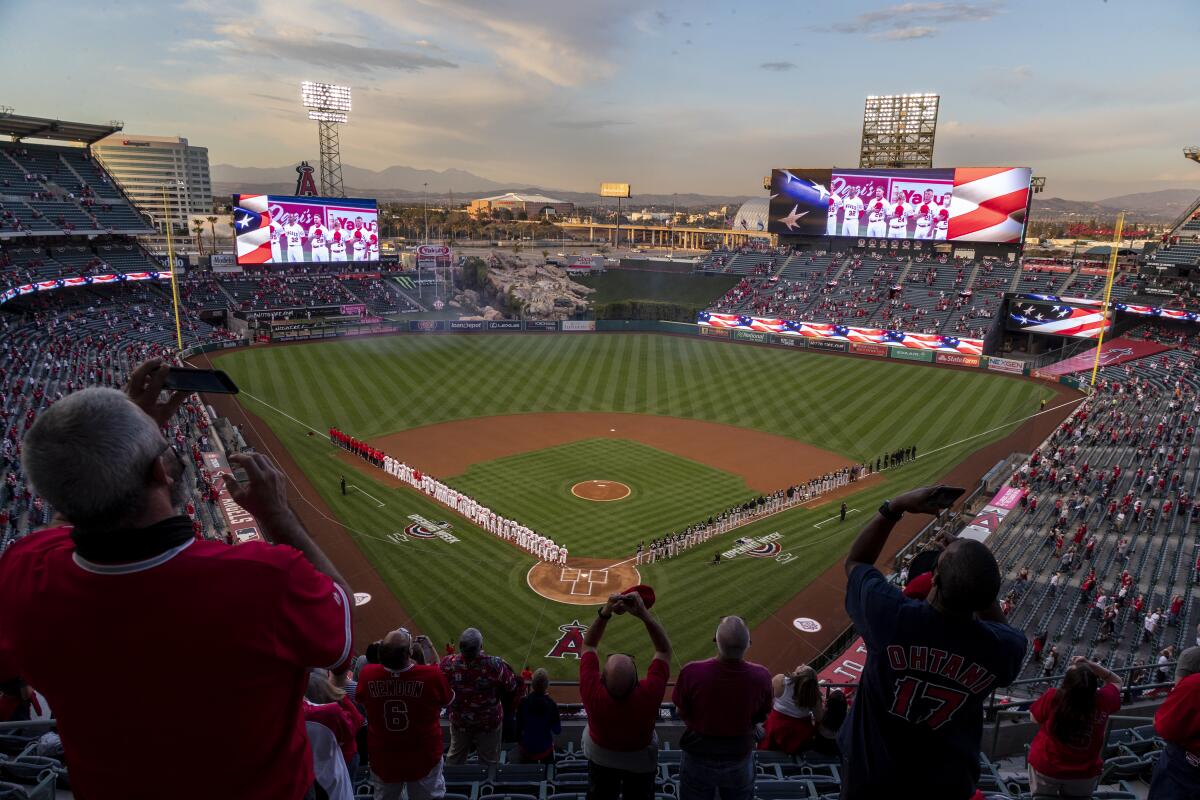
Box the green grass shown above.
[216,333,1053,676]
[449,439,757,553]
[576,269,738,305]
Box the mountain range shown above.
[211,163,1197,218]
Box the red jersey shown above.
[359,663,452,782]
[579,651,669,751]
[1028,683,1120,778]
[1156,673,1200,756]
[0,526,353,800]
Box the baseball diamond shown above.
[212,332,1060,678]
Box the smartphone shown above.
[164,367,239,394]
[930,485,966,509]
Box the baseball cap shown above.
[621,583,656,609]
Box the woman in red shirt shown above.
[1027,657,1122,797]
[759,665,823,754]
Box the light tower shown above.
[301,81,351,197]
[859,93,939,169]
[1185,146,1200,165]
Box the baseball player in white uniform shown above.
[308,223,330,261]
[329,226,347,262]
[351,230,367,262]
[558,545,568,566]
[826,193,841,235]
[269,219,283,262]
[886,191,910,239]
[912,200,935,240]
[368,233,380,261]
[283,216,306,261]
[935,207,950,240]
[865,187,888,238]
[840,188,864,236]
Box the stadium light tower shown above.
[860,93,939,169]
[1184,146,1200,165]
[301,81,351,197]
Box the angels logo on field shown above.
[546,620,588,659]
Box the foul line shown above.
[814,508,860,528]
[348,484,386,508]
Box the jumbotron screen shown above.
[767,167,1031,244]
[232,194,379,265]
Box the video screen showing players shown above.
[768,168,953,241]
[767,167,1030,243]
[232,194,379,265]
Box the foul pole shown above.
[1088,212,1125,387]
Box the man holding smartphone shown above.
[839,485,1025,800]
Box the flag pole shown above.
[1088,212,1124,387]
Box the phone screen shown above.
[931,486,966,508]
[164,367,239,395]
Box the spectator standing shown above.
[0,361,354,800]
[839,486,1025,800]
[672,616,773,800]
[440,627,518,765]
[758,665,824,755]
[1149,646,1200,799]
[358,630,451,800]
[579,590,672,800]
[515,668,560,764]
[1027,657,1123,797]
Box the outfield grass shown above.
[575,269,738,306]
[449,438,757,554]
[216,334,1053,676]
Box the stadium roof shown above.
[478,192,570,204]
[0,112,123,145]
[731,197,769,232]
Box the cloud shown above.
[655,10,671,24]
[194,24,458,73]
[760,61,797,72]
[819,2,1000,39]
[549,119,631,130]
[882,26,937,40]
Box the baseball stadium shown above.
[2,4,1200,799]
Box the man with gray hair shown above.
[440,626,517,764]
[671,615,773,800]
[1149,645,1200,799]
[0,359,354,800]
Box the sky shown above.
[2,0,1198,200]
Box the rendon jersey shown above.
[359,663,452,783]
[838,564,1025,799]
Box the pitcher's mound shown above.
[528,557,642,605]
[571,480,631,502]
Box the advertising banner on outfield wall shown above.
[448,320,485,331]
[935,352,981,367]
[889,347,933,362]
[525,320,558,331]
[851,343,888,357]
[770,334,804,347]
[409,320,445,332]
[808,339,849,352]
[487,320,523,330]
[985,356,1025,375]
[699,326,731,338]
[733,330,768,343]
[561,320,596,332]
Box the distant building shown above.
[93,134,212,234]
[468,192,574,219]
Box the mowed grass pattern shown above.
[449,439,757,553]
[216,334,1053,676]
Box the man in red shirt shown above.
[672,616,773,800]
[359,630,451,800]
[580,590,672,800]
[1150,646,1200,799]
[0,360,354,800]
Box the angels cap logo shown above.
[295,161,318,197]
[546,620,588,659]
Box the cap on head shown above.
[460,627,483,658]
[1177,646,1200,682]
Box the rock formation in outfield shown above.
[453,256,594,320]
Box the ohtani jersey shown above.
[838,564,1025,798]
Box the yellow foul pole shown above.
[161,184,184,351]
[1088,212,1125,387]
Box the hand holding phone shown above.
[164,367,239,395]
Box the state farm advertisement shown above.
[935,352,981,367]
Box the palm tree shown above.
[206,216,219,254]
[192,219,206,256]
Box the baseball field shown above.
[211,333,1061,678]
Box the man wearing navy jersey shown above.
[839,486,1025,800]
